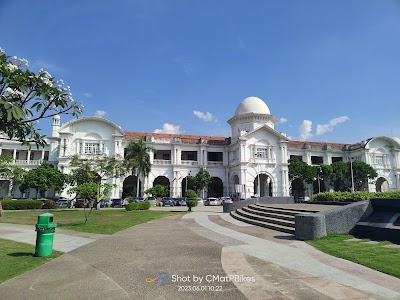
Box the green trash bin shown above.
[34,213,57,257]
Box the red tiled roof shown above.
[124,131,228,145]
[288,140,347,150]
[124,131,357,149]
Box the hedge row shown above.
[125,201,151,211]
[1,200,43,210]
[311,191,400,202]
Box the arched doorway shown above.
[153,176,170,197]
[376,177,389,192]
[208,177,223,198]
[181,176,195,197]
[254,174,272,197]
[123,175,141,198]
[232,174,240,199]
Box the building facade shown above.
[1,96,399,200]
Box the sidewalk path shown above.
[0,209,400,300]
[0,223,105,252]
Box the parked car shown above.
[161,198,174,207]
[174,197,187,206]
[55,198,69,208]
[205,197,220,206]
[74,199,88,208]
[111,199,124,208]
[129,197,144,203]
[196,198,204,206]
[145,197,157,206]
[220,197,233,204]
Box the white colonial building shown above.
[1,96,399,200]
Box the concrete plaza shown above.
[0,206,400,300]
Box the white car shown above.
[220,197,233,204]
[206,197,220,206]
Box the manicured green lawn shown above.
[0,238,63,284]
[0,209,184,234]
[307,234,400,278]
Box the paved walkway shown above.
[0,223,105,252]
[0,207,400,300]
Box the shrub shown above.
[311,191,400,202]
[125,200,151,211]
[185,189,197,199]
[2,195,13,201]
[1,199,42,210]
[42,199,59,209]
[187,199,198,212]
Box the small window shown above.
[375,156,384,165]
[311,156,323,165]
[85,143,100,154]
[332,157,343,163]
[255,148,268,159]
[290,155,303,161]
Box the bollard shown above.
[34,213,57,257]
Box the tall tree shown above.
[124,138,152,197]
[351,161,378,191]
[0,48,82,146]
[288,158,316,184]
[194,168,212,199]
[68,154,125,200]
[68,154,125,223]
[20,162,65,198]
[0,155,26,196]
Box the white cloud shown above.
[316,116,349,136]
[279,117,288,124]
[83,92,92,98]
[193,111,214,122]
[154,123,181,134]
[298,120,313,141]
[95,110,106,118]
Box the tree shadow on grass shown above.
[7,252,33,257]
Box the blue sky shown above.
[1,0,399,143]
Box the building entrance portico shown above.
[254,174,273,197]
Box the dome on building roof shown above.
[234,96,271,116]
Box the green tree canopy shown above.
[144,184,168,198]
[68,154,125,200]
[0,48,82,146]
[0,155,26,195]
[288,158,316,184]
[194,168,212,198]
[20,162,65,198]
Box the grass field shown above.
[0,238,63,284]
[307,234,400,278]
[0,209,184,234]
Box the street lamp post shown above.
[255,153,261,197]
[317,166,322,193]
[185,171,191,194]
[350,157,355,193]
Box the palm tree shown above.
[124,138,152,197]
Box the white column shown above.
[27,150,31,164]
[41,150,45,160]
[0,147,2,156]
[149,149,154,164]
[13,149,16,160]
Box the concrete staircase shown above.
[230,204,319,234]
